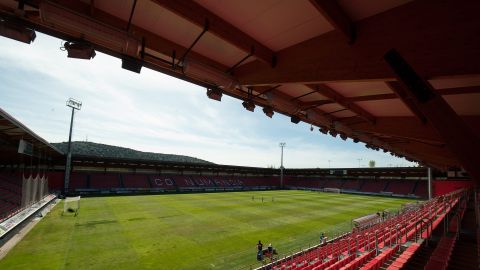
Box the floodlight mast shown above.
[64,98,82,196]
[357,158,362,168]
[279,142,286,189]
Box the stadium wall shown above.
[44,169,434,199]
[432,180,474,196]
[47,171,64,191]
[41,162,460,200]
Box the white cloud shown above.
[0,33,416,168]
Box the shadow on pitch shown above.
[75,219,118,227]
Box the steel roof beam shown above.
[150,0,276,66]
[385,49,480,183]
[309,0,355,44]
[307,84,376,124]
[235,0,480,85]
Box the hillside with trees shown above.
[52,141,213,165]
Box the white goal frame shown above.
[63,196,81,216]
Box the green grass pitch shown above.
[0,190,415,270]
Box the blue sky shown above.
[0,33,415,168]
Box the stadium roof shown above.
[0,0,479,181]
[0,107,62,162]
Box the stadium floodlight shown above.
[242,100,255,112]
[0,20,36,44]
[64,98,82,195]
[290,115,300,124]
[319,126,328,134]
[357,158,362,167]
[122,56,143,73]
[63,41,96,60]
[40,1,140,58]
[279,142,286,188]
[66,98,82,110]
[262,106,274,118]
[206,88,223,101]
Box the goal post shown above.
[63,196,81,216]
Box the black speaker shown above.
[122,57,143,73]
[290,116,300,124]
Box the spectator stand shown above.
[246,190,464,270]
[0,194,57,240]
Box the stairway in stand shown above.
[447,234,477,270]
[401,241,437,270]
[379,247,402,270]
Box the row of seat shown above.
[1,170,432,198]
[324,254,355,270]
[339,250,375,270]
[0,173,22,222]
[385,243,421,270]
[301,257,338,270]
[273,212,403,268]
[42,171,429,197]
[422,194,467,270]
[353,193,463,270]
[268,191,462,270]
[0,180,21,194]
[424,237,456,270]
[46,172,280,191]
[0,199,20,221]
[0,172,53,222]
[447,197,467,234]
[359,245,399,270]
[348,196,460,270]
[477,228,480,268]
[285,178,426,197]
[28,171,430,198]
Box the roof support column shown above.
[384,49,480,184]
[428,167,432,200]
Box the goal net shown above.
[63,196,81,216]
[323,188,341,193]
